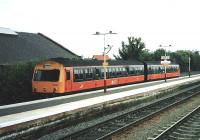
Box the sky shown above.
[0,0,200,58]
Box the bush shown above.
[0,62,38,105]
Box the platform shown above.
[0,74,200,133]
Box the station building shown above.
[0,27,81,65]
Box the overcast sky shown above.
[0,0,200,58]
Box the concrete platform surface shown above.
[0,74,197,117]
[0,74,200,130]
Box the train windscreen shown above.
[33,69,60,82]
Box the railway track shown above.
[152,106,200,140]
[54,84,200,140]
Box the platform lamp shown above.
[93,31,117,93]
[188,53,191,77]
[159,45,172,82]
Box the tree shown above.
[140,49,154,61]
[114,37,146,60]
[190,51,200,71]
[171,50,190,72]
[153,49,165,61]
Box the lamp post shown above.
[159,45,171,82]
[189,54,191,77]
[93,31,117,93]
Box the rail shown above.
[60,84,200,140]
[152,106,200,140]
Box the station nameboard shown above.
[161,60,171,66]
[161,56,170,60]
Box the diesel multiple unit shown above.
[32,58,180,94]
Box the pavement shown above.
[0,73,200,130]
[0,72,198,117]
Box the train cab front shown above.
[32,62,65,94]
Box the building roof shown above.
[49,57,143,67]
[0,28,81,65]
[92,55,110,61]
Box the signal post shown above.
[161,56,171,82]
[159,45,171,82]
[93,31,117,93]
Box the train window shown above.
[154,66,159,74]
[126,67,129,75]
[167,66,172,73]
[135,67,139,75]
[148,66,152,74]
[119,67,124,76]
[166,66,169,72]
[114,67,117,77]
[73,68,84,82]
[33,69,60,82]
[66,71,70,80]
[120,67,125,76]
[101,68,108,79]
[117,67,122,77]
[170,66,173,72]
[85,68,94,80]
[136,67,139,75]
[123,67,128,76]
[138,67,144,75]
[113,67,118,77]
[129,66,144,76]
[128,67,133,75]
[95,68,101,79]
[129,67,136,76]
[115,67,120,77]
[178,66,180,71]
[129,67,133,75]
[108,67,115,78]
[148,66,156,74]
[119,68,122,76]
[173,66,178,72]
[101,68,104,78]
[174,66,177,72]
[33,70,42,81]
[108,68,112,78]
[173,66,177,72]
[135,67,143,75]
[159,66,164,73]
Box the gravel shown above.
[112,93,200,140]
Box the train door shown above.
[65,70,72,92]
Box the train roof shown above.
[49,58,144,67]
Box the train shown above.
[32,58,180,94]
